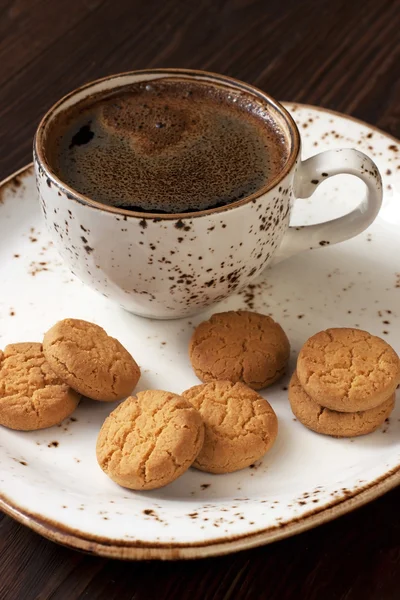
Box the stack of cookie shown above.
[289,328,400,437]
[97,380,279,489]
[0,319,140,432]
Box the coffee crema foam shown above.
[46,78,289,213]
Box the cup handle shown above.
[273,148,383,263]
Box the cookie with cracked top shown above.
[182,380,278,473]
[43,318,140,401]
[96,390,205,490]
[0,342,80,431]
[289,371,395,437]
[189,310,290,390]
[297,328,400,412]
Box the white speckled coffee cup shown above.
[34,69,383,319]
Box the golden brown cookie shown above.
[182,380,278,473]
[96,390,204,490]
[289,372,395,437]
[189,311,290,390]
[0,342,80,431]
[43,319,140,401]
[297,328,400,412]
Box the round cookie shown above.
[189,311,290,390]
[0,343,80,431]
[43,319,140,401]
[182,380,278,473]
[289,372,395,437]
[297,328,400,412]
[96,390,204,490]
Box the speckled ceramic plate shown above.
[0,104,399,560]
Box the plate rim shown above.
[0,103,399,560]
[0,465,399,559]
[281,101,400,143]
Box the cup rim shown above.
[34,68,300,219]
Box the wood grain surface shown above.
[0,0,399,598]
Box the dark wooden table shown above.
[1,0,399,598]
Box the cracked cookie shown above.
[96,390,204,490]
[189,311,290,390]
[43,319,140,401]
[0,342,80,431]
[182,380,278,473]
[297,328,400,412]
[289,372,395,437]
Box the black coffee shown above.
[46,77,289,213]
